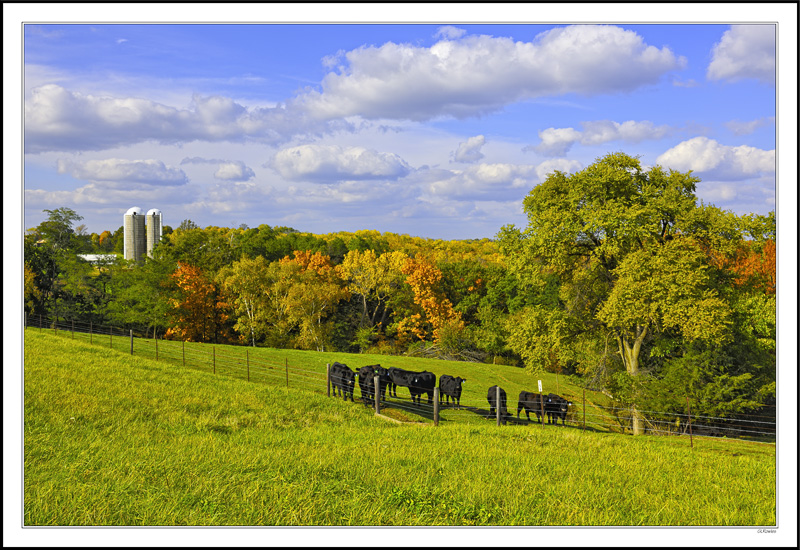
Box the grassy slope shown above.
[24,330,776,526]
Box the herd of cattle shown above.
[328,362,573,425]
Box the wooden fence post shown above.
[434,387,440,426]
[285,358,289,388]
[90,322,93,345]
[155,337,158,361]
[40,314,43,332]
[110,326,113,348]
[540,392,546,428]
[182,340,185,367]
[583,387,586,432]
[213,346,216,374]
[374,374,381,415]
[130,330,134,355]
[247,349,250,382]
[72,320,74,339]
[496,386,501,427]
[326,364,331,397]
[687,396,694,450]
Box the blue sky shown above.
[16,10,789,240]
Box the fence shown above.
[24,313,776,447]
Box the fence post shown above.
[496,386,501,427]
[583,387,586,432]
[72,319,74,339]
[155,336,158,361]
[130,329,134,355]
[285,358,289,388]
[687,396,693,450]
[540,392,546,428]
[246,349,250,382]
[213,346,216,374]
[90,322,92,345]
[326,364,331,397]
[40,314,43,332]
[374,374,381,415]
[182,340,185,367]
[110,326,113,348]
[434,387,440,426]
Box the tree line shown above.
[24,153,776,434]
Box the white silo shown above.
[146,208,163,258]
[124,206,146,262]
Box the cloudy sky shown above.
[17,13,788,240]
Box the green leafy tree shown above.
[499,153,737,434]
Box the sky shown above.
[17,13,788,241]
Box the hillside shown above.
[23,330,776,526]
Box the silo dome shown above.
[146,208,162,217]
[126,206,144,216]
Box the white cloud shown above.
[533,120,672,156]
[452,135,486,163]
[725,117,775,136]
[24,85,346,154]
[656,137,775,180]
[534,158,583,181]
[56,158,188,186]
[707,25,775,85]
[435,26,467,40]
[422,163,539,200]
[268,144,411,183]
[294,25,685,122]
[214,161,256,182]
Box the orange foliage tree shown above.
[399,257,465,346]
[165,262,234,343]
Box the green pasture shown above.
[23,330,776,526]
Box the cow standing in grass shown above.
[487,385,509,425]
[357,365,383,406]
[439,375,466,409]
[517,391,545,423]
[409,371,436,405]
[330,362,356,402]
[544,393,572,426]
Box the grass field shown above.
[23,329,776,526]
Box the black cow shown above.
[439,375,466,409]
[357,365,377,405]
[387,367,419,399]
[329,362,356,402]
[409,371,436,405]
[517,390,545,423]
[487,385,509,424]
[544,393,572,426]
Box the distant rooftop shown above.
[77,254,118,264]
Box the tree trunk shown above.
[618,324,648,435]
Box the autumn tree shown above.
[165,262,234,343]
[399,257,465,350]
[281,251,350,352]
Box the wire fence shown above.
[24,313,776,448]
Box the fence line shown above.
[24,313,776,445]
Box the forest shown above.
[24,153,776,434]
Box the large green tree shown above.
[499,152,738,434]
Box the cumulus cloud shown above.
[56,158,188,186]
[268,144,411,183]
[532,120,673,156]
[707,25,775,85]
[294,25,685,122]
[656,137,775,180]
[435,26,467,40]
[24,85,347,154]
[534,158,583,181]
[452,135,486,163]
[422,163,539,200]
[179,157,255,181]
[214,161,256,182]
[725,116,775,136]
